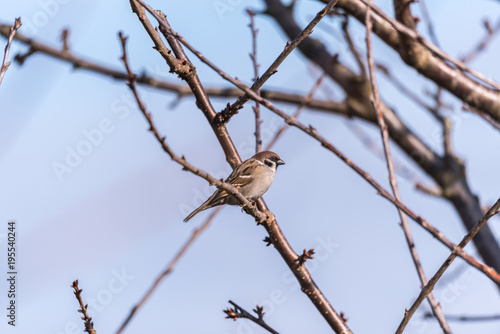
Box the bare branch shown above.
[215,0,339,126]
[418,0,440,47]
[247,9,263,153]
[71,280,97,334]
[365,3,451,332]
[397,198,500,333]
[375,63,438,116]
[461,17,500,64]
[118,31,265,221]
[335,0,500,121]
[224,301,279,334]
[267,0,500,288]
[129,1,243,168]
[424,312,500,322]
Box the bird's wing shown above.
[226,163,255,189]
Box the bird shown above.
[183,151,285,222]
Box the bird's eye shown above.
[264,159,274,168]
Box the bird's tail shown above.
[183,190,227,223]
[183,205,208,223]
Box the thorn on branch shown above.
[296,249,315,266]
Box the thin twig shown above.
[0,17,21,86]
[71,280,97,334]
[375,63,439,116]
[224,301,279,334]
[129,2,243,169]
[416,3,454,158]
[116,206,222,334]
[365,4,451,332]
[461,17,500,64]
[463,104,500,131]
[423,312,500,322]
[396,198,500,333]
[215,0,339,125]
[415,183,443,198]
[247,9,263,153]
[356,0,500,91]
[162,18,500,286]
[419,0,440,47]
[341,15,366,76]
[0,24,351,117]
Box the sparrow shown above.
[183,151,285,222]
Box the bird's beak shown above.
[277,159,285,166]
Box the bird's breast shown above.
[240,166,276,200]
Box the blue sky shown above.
[1,0,500,333]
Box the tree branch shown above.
[247,9,263,153]
[128,0,242,168]
[214,0,339,126]
[0,24,351,115]
[265,0,500,286]
[396,198,500,333]
[0,17,21,86]
[224,301,279,334]
[334,0,500,121]
[71,280,97,334]
[366,3,450,332]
